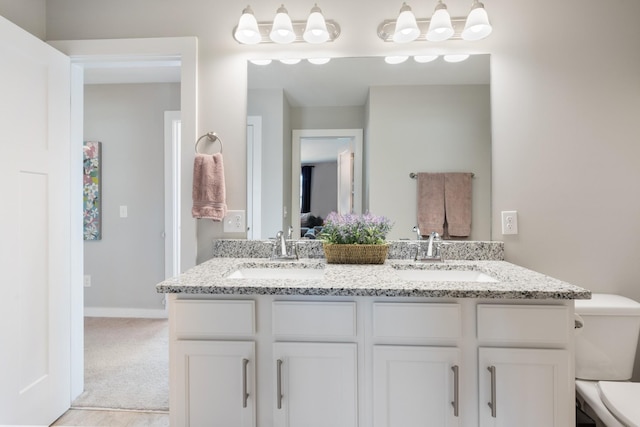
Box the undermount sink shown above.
[226,267,325,280]
[395,269,498,282]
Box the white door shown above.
[173,341,256,427]
[0,15,72,426]
[373,345,461,427]
[273,342,358,427]
[478,347,571,427]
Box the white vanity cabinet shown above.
[476,304,573,427]
[371,302,463,427]
[168,296,576,427]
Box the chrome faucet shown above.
[272,228,298,260]
[413,226,444,262]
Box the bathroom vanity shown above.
[157,241,590,427]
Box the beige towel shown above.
[444,173,472,237]
[192,153,227,221]
[416,173,445,235]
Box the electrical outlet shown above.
[119,205,128,218]
[501,210,518,235]
[83,275,91,287]
[224,210,246,233]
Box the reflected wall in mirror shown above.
[247,55,491,240]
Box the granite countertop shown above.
[156,257,591,300]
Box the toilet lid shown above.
[597,381,640,426]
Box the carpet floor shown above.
[71,317,169,411]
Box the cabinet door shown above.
[273,342,358,427]
[373,346,461,427]
[478,347,571,427]
[173,341,255,427]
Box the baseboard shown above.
[84,306,168,319]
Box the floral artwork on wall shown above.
[83,141,102,240]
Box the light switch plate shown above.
[501,210,518,235]
[224,210,246,233]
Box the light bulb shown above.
[270,5,295,44]
[393,3,420,43]
[414,55,439,63]
[234,6,261,44]
[427,1,454,42]
[304,4,330,44]
[462,0,492,40]
[385,55,409,65]
[308,57,331,65]
[443,54,469,63]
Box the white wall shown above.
[369,84,491,240]
[291,106,365,130]
[84,83,180,313]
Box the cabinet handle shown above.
[242,358,249,408]
[487,365,497,418]
[451,365,459,417]
[277,359,283,410]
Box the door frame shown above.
[48,37,198,400]
[291,129,363,240]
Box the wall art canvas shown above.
[83,141,102,240]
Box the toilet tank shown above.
[575,294,640,380]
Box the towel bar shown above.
[410,172,474,179]
[195,132,223,154]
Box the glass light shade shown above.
[384,55,409,65]
[303,4,330,44]
[308,57,331,65]
[393,3,420,43]
[426,2,454,42]
[270,5,295,44]
[249,59,273,65]
[414,55,439,63]
[234,6,261,44]
[279,58,302,64]
[443,54,470,63]
[462,2,492,40]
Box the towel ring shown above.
[195,132,223,154]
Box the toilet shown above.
[575,294,640,427]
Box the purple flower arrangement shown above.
[320,212,393,245]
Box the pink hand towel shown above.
[416,173,445,235]
[192,153,227,221]
[444,173,472,237]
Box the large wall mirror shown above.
[247,55,491,240]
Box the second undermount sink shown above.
[226,267,325,280]
[395,269,498,282]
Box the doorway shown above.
[48,37,197,403]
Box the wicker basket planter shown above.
[322,243,389,264]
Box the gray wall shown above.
[0,0,45,39]
[84,83,180,312]
[369,84,491,240]
[305,161,338,220]
[291,106,366,130]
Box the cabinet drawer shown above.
[477,305,570,344]
[174,300,255,338]
[272,301,356,338]
[373,303,461,340]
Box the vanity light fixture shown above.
[233,4,340,44]
[393,3,420,43]
[307,57,331,64]
[443,53,470,62]
[384,55,410,64]
[279,58,302,64]
[413,54,439,63]
[249,59,273,65]
[377,0,491,42]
